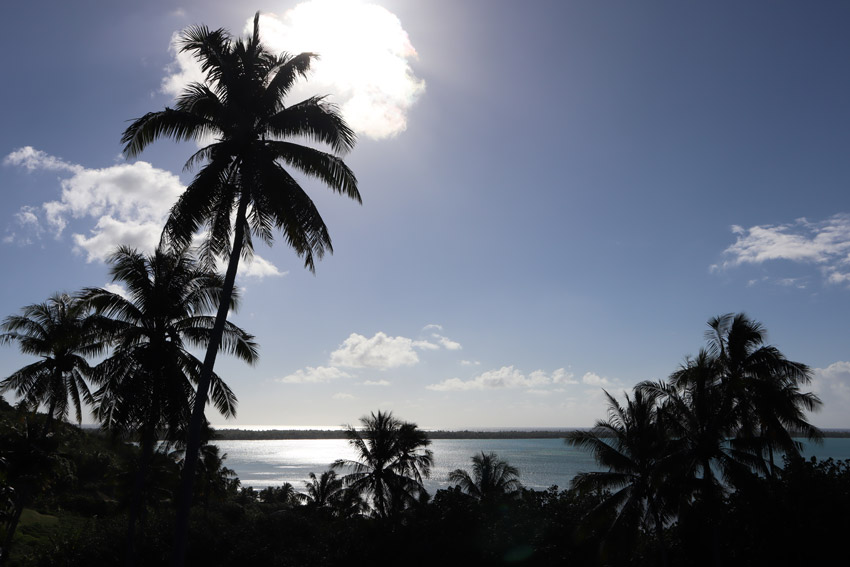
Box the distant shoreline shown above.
[212,428,850,440]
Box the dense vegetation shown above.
[1,396,848,567]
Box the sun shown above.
[255,0,425,139]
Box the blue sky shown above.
[2,0,849,428]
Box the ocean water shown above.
[212,437,850,494]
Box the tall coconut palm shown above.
[0,293,108,428]
[448,452,522,502]
[119,14,359,561]
[567,388,673,566]
[81,245,256,566]
[332,411,433,520]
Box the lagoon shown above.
[213,437,850,494]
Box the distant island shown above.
[211,428,850,440]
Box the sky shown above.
[1,0,849,429]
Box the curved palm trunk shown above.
[41,397,57,436]
[172,194,249,567]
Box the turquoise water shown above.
[213,437,850,494]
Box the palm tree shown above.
[333,411,433,520]
[300,470,368,518]
[0,293,108,428]
[300,470,343,507]
[703,313,822,474]
[119,14,359,560]
[448,452,522,502]
[566,388,672,566]
[81,245,256,566]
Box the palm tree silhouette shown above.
[0,293,108,429]
[448,452,522,502]
[119,14,359,561]
[333,411,433,520]
[567,388,672,566]
[300,470,343,507]
[81,245,256,565]
[703,313,822,474]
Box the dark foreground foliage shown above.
[3,401,849,567]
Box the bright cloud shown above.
[332,392,355,400]
[330,332,421,369]
[427,366,569,392]
[4,147,284,277]
[582,372,610,386]
[433,334,462,350]
[715,215,850,285]
[233,255,287,279]
[362,379,391,386]
[161,0,424,140]
[279,366,352,383]
[102,283,129,300]
[809,361,850,428]
[4,146,81,173]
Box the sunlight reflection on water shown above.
[213,437,850,494]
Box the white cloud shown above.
[4,147,284,277]
[4,148,183,259]
[362,380,391,386]
[161,1,424,140]
[161,31,207,97]
[234,255,287,279]
[427,366,559,392]
[72,216,166,262]
[582,372,610,386]
[433,334,462,350]
[809,361,850,428]
[412,340,439,350]
[551,368,577,384]
[461,360,481,366]
[716,215,850,286]
[330,332,420,369]
[333,392,355,400]
[278,366,352,383]
[102,283,129,300]
[422,324,443,332]
[3,146,81,173]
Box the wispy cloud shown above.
[161,0,424,140]
[278,366,353,383]
[427,366,574,392]
[714,214,850,286]
[4,146,82,173]
[362,379,391,387]
[432,334,462,350]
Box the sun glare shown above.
[255,0,425,139]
